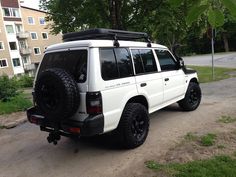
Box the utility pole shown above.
[211,28,215,80]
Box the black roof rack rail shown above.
[62,28,152,47]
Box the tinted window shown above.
[155,50,178,71]
[131,49,144,74]
[139,49,157,73]
[100,48,119,80]
[39,50,87,83]
[114,48,133,78]
[131,49,157,74]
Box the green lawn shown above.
[187,66,236,83]
[146,155,236,177]
[0,94,32,115]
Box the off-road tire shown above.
[178,82,201,111]
[35,68,79,120]
[117,103,149,149]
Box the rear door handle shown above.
[164,78,169,81]
[140,83,147,87]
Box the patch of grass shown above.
[218,115,236,123]
[146,155,236,177]
[200,133,217,146]
[187,66,236,83]
[0,94,32,115]
[184,132,198,141]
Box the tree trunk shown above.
[109,0,123,29]
[222,32,229,52]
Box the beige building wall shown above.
[21,6,62,64]
[0,5,14,76]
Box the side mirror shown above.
[178,57,185,68]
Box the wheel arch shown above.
[190,77,199,84]
[126,95,149,111]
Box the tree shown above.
[39,0,164,34]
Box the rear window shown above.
[38,50,87,83]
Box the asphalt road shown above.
[0,78,236,177]
[183,52,236,68]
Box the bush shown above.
[0,75,19,102]
[17,75,34,88]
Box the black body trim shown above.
[27,107,104,137]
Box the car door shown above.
[131,49,163,113]
[155,49,186,104]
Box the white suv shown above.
[27,29,201,148]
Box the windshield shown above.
[38,50,87,83]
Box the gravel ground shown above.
[0,78,236,177]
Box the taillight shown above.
[86,92,102,114]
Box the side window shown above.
[114,48,133,78]
[131,49,157,74]
[131,49,144,74]
[100,48,119,80]
[155,50,178,71]
[139,49,157,73]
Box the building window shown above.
[15,24,23,33]
[0,59,8,68]
[28,17,35,24]
[34,47,41,55]
[12,58,21,67]
[30,32,38,40]
[0,42,4,50]
[6,25,14,34]
[12,8,20,17]
[39,17,46,25]
[42,32,48,39]
[2,8,20,17]
[9,42,17,50]
[2,8,10,16]
[22,56,30,64]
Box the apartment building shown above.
[0,0,61,77]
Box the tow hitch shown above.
[47,131,61,145]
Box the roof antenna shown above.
[113,34,120,47]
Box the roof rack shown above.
[62,28,152,47]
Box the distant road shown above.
[183,52,236,68]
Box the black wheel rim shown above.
[40,83,60,110]
[131,114,146,141]
[188,88,200,106]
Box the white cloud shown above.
[20,0,40,10]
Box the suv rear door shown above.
[155,49,186,103]
[131,49,163,113]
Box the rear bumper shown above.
[27,107,104,137]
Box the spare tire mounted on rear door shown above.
[35,68,79,120]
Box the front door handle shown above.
[140,83,147,87]
[164,78,169,81]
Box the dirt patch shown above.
[158,121,236,164]
[0,112,27,129]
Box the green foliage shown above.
[17,75,34,88]
[146,155,236,177]
[200,133,217,146]
[0,94,32,115]
[221,0,236,16]
[187,66,236,83]
[186,5,208,25]
[0,75,19,102]
[208,9,225,27]
[218,115,236,123]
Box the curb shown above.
[3,117,27,129]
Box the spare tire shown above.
[35,68,79,120]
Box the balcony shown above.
[16,32,30,39]
[20,47,32,55]
[24,63,36,71]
